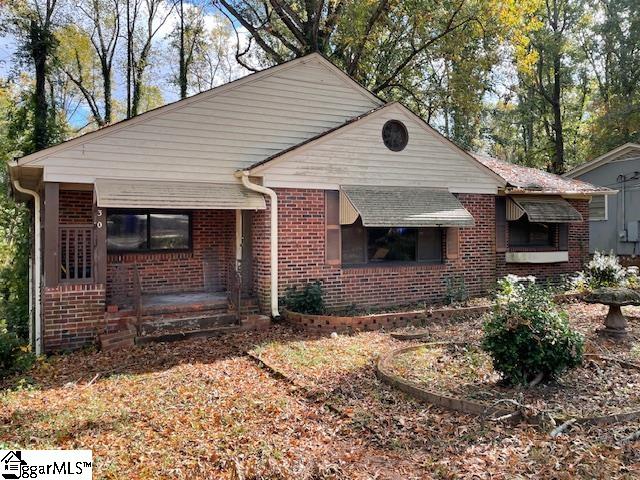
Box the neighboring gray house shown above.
[565,143,640,256]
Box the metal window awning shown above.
[508,195,582,223]
[94,179,266,210]
[340,185,475,227]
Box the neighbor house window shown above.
[341,218,443,265]
[107,211,191,252]
[589,195,607,221]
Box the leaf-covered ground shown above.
[388,343,640,418]
[1,302,640,479]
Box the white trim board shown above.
[505,251,569,264]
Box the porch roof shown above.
[95,179,266,210]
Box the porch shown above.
[104,290,261,346]
[42,181,266,352]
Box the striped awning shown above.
[94,179,266,210]
[509,195,582,223]
[340,185,475,227]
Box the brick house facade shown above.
[40,187,590,352]
[252,189,590,312]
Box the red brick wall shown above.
[498,199,590,282]
[42,284,106,352]
[252,189,498,311]
[43,190,106,352]
[106,209,235,303]
[59,190,93,224]
[252,189,590,313]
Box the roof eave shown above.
[504,187,617,196]
[564,142,640,178]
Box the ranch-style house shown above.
[9,53,613,353]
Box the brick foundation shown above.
[42,284,107,352]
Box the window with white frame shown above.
[589,195,608,221]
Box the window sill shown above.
[108,250,194,262]
[340,261,446,271]
[505,251,569,264]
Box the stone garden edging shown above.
[376,343,640,427]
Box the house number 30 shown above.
[95,209,103,229]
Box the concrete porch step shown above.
[135,325,242,345]
[139,313,238,335]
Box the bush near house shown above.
[0,329,34,377]
[283,281,325,315]
[482,275,584,386]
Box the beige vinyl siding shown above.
[26,56,381,184]
[258,104,503,194]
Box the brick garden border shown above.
[283,293,582,335]
[282,305,489,334]
[376,343,640,427]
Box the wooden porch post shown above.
[43,182,59,287]
[93,191,107,285]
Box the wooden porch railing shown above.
[59,224,94,283]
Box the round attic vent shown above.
[382,120,408,152]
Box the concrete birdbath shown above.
[584,287,640,339]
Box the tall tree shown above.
[8,0,62,150]
[126,0,176,117]
[170,0,206,98]
[581,0,640,156]
[73,0,121,124]
[55,25,106,126]
[189,16,238,91]
[493,0,586,172]
[213,0,532,107]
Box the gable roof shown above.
[244,102,506,188]
[473,153,614,195]
[15,53,383,167]
[564,143,640,178]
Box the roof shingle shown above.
[472,154,613,194]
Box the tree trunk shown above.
[126,0,132,118]
[102,62,113,124]
[30,20,50,151]
[551,52,565,174]
[179,0,187,99]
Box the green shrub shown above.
[0,330,35,378]
[283,281,325,315]
[444,276,468,305]
[482,275,584,385]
